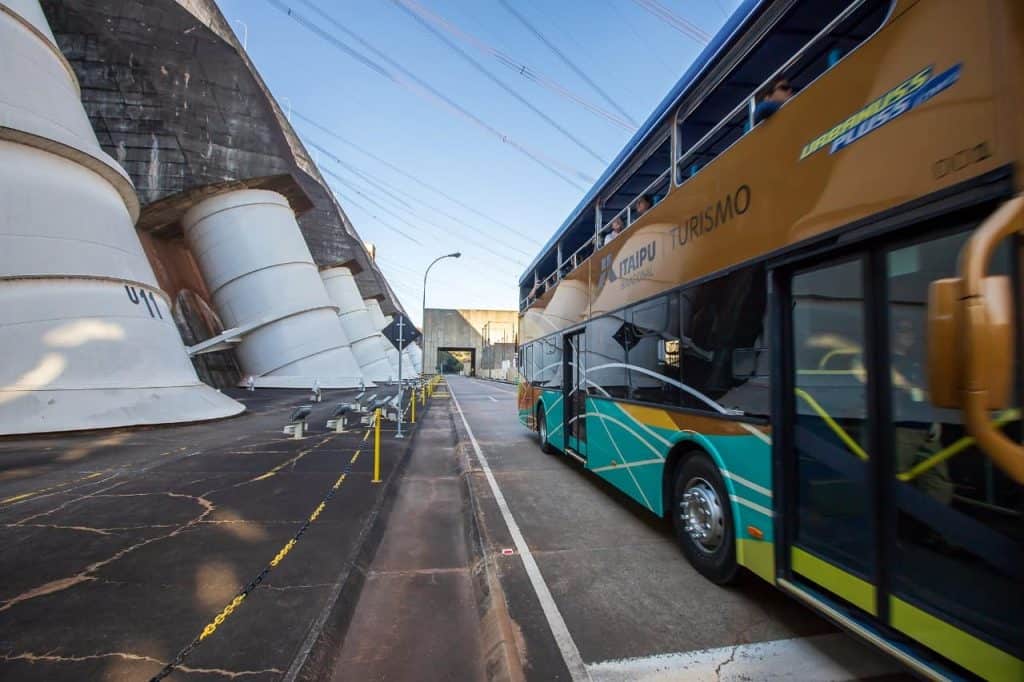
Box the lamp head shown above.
[450,252,461,258]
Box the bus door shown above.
[778,224,1024,675]
[564,330,587,459]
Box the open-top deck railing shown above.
[521,0,881,314]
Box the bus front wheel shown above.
[537,410,556,454]
[671,453,739,585]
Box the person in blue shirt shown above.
[753,76,793,125]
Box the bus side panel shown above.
[584,396,669,515]
[586,399,776,583]
[699,434,775,583]
[539,389,565,451]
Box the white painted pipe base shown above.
[184,189,368,389]
[0,277,243,434]
[0,1,243,435]
[320,266,395,384]
[364,298,402,379]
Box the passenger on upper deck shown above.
[635,194,653,217]
[753,76,793,125]
[603,216,624,246]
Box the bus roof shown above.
[519,0,766,287]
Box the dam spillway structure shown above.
[0,0,243,434]
[183,190,367,388]
[365,298,403,379]
[320,265,395,383]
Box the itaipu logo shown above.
[597,253,617,291]
[597,241,656,292]
[800,63,962,160]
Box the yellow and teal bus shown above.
[516,0,1023,679]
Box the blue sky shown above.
[215,0,736,326]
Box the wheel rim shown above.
[679,476,725,553]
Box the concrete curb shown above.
[283,402,426,682]
[452,401,527,682]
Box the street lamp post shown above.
[422,252,461,373]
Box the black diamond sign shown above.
[612,322,643,352]
[383,313,421,351]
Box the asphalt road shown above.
[446,375,908,682]
[0,387,410,681]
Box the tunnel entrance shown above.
[437,347,476,376]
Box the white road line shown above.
[449,380,591,682]
[586,633,902,681]
[470,378,517,394]
[488,395,498,402]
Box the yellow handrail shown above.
[898,409,1020,481]
[795,387,870,461]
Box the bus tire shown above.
[537,409,556,454]
[671,453,739,585]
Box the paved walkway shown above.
[326,387,488,682]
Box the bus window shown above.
[886,230,1022,655]
[600,136,671,242]
[679,265,769,418]
[626,293,681,406]
[523,343,535,384]
[586,314,630,399]
[539,336,563,389]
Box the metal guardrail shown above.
[675,0,872,184]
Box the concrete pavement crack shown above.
[4,522,114,536]
[713,644,739,681]
[0,650,283,678]
[10,476,127,525]
[0,492,216,613]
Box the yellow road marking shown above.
[1,471,106,506]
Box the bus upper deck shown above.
[518,0,1020,329]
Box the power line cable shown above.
[304,137,534,259]
[292,109,543,246]
[391,0,609,166]
[326,173,526,280]
[494,0,638,127]
[603,0,675,71]
[324,166,526,271]
[328,187,424,245]
[630,0,710,44]
[393,0,636,133]
[267,0,594,190]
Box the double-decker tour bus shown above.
[515,0,1023,679]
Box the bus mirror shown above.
[927,278,962,408]
[964,275,1014,410]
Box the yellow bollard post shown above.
[372,408,382,483]
[410,390,416,424]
